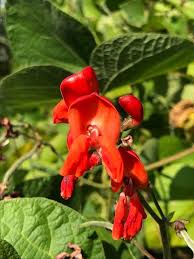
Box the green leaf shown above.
[141,138,159,163]
[120,0,146,28]
[0,239,20,259]
[0,198,105,259]
[90,33,194,91]
[159,135,185,159]
[6,0,96,72]
[0,66,69,111]
[181,84,194,100]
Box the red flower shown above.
[53,67,99,124]
[112,192,146,240]
[60,175,77,200]
[111,147,148,192]
[119,95,143,127]
[60,93,124,183]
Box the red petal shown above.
[68,93,121,144]
[119,95,143,127]
[88,152,101,169]
[60,175,77,200]
[60,134,90,177]
[123,193,146,240]
[52,99,68,124]
[67,130,73,149]
[112,192,129,240]
[99,137,124,183]
[111,179,122,192]
[119,147,148,189]
[60,66,99,107]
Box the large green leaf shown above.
[6,0,96,72]
[0,66,69,111]
[90,33,194,91]
[0,198,105,259]
[0,239,20,259]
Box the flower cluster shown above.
[53,67,148,240]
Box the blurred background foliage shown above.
[1,0,194,258]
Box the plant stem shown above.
[159,222,172,259]
[148,185,166,220]
[131,240,156,259]
[79,178,109,189]
[80,220,113,230]
[138,191,162,224]
[145,146,194,172]
[2,142,41,186]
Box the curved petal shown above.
[68,93,121,144]
[60,134,90,177]
[119,147,148,189]
[123,193,146,240]
[52,99,68,124]
[99,137,124,183]
[119,95,143,127]
[60,66,99,107]
[112,192,128,240]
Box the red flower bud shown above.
[60,175,77,200]
[119,95,143,127]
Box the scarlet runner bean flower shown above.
[53,67,148,240]
[60,93,124,183]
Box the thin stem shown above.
[2,142,41,186]
[80,221,113,231]
[131,240,156,259]
[145,146,194,172]
[159,222,172,259]
[148,185,166,220]
[79,178,109,189]
[138,191,162,224]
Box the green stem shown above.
[79,178,109,189]
[159,222,172,259]
[148,185,166,220]
[80,220,113,230]
[138,191,162,224]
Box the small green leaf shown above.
[90,33,194,91]
[0,198,105,259]
[0,66,69,111]
[166,211,175,221]
[6,0,96,72]
[0,239,20,259]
